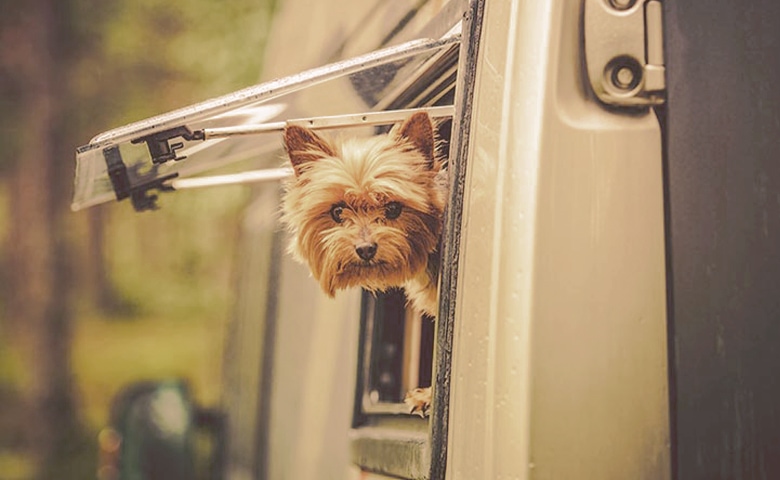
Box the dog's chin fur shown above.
[281,112,446,317]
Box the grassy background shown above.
[0,185,251,479]
[72,313,225,431]
[74,186,252,429]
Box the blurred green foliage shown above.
[69,0,278,319]
[0,0,278,477]
[71,0,277,141]
[70,0,277,395]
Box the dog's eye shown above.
[384,201,403,220]
[330,204,345,223]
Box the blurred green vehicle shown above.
[97,380,223,480]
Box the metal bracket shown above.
[109,106,456,205]
[131,126,199,165]
[584,0,665,107]
[104,146,177,211]
[192,105,455,140]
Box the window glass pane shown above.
[71,34,459,211]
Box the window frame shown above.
[348,1,485,478]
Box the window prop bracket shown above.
[131,126,201,165]
[192,105,455,140]
[127,105,454,167]
[114,105,455,203]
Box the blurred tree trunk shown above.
[2,0,80,476]
[88,206,126,314]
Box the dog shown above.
[280,112,447,416]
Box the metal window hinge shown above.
[584,0,665,107]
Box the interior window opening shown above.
[363,289,435,407]
[354,110,451,418]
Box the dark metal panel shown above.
[664,2,780,478]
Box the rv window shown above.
[71,33,460,212]
[347,110,454,478]
[347,0,483,474]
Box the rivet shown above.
[608,0,637,11]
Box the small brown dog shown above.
[281,112,446,317]
[281,112,446,416]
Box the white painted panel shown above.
[448,1,670,478]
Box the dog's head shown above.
[281,112,446,295]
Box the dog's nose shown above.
[355,242,377,261]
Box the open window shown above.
[73,0,483,478]
[71,18,460,212]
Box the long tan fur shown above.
[281,112,446,317]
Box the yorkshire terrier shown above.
[280,112,446,416]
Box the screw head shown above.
[603,56,643,97]
[613,66,636,89]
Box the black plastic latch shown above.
[105,145,131,201]
[103,146,178,212]
[131,126,201,165]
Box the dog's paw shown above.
[404,387,432,417]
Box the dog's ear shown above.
[283,125,336,176]
[396,112,435,169]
